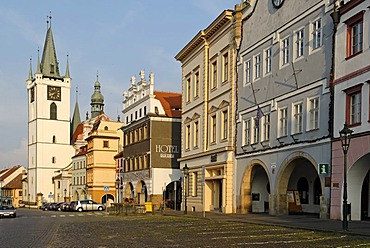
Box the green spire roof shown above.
[41,26,60,77]
[28,58,33,81]
[65,54,70,78]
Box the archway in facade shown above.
[240,160,271,214]
[275,152,322,216]
[101,194,114,205]
[164,180,182,210]
[124,182,134,202]
[136,180,147,204]
[73,190,79,200]
[347,153,370,220]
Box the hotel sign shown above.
[156,145,179,158]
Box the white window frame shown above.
[244,59,251,86]
[278,107,288,137]
[222,52,229,82]
[294,27,305,60]
[307,96,319,131]
[310,18,322,53]
[194,70,200,99]
[210,114,217,143]
[281,36,290,66]
[193,120,199,148]
[254,53,261,80]
[243,119,251,146]
[185,125,191,150]
[252,116,260,144]
[264,47,272,75]
[186,76,191,103]
[211,59,218,89]
[221,109,228,140]
[262,113,270,142]
[292,102,303,134]
[350,91,361,125]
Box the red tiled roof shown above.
[71,122,84,143]
[3,174,22,189]
[73,145,88,158]
[154,91,182,118]
[0,165,21,181]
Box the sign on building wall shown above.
[155,145,179,158]
[318,163,329,174]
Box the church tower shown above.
[26,17,74,205]
[90,75,105,118]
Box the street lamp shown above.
[64,188,67,202]
[116,177,120,203]
[183,164,189,214]
[339,123,353,231]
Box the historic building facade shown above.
[235,0,334,218]
[26,19,74,205]
[331,0,370,221]
[118,71,182,209]
[176,9,239,213]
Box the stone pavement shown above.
[162,210,370,238]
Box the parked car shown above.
[72,200,106,212]
[40,203,51,211]
[0,205,16,218]
[60,202,72,211]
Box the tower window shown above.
[52,136,56,143]
[52,156,56,164]
[50,103,57,120]
[103,141,109,148]
[104,126,108,131]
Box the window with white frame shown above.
[293,103,303,133]
[211,115,217,143]
[308,97,319,130]
[252,117,260,144]
[312,18,322,50]
[193,120,199,148]
[262,113,270,141]
[221,110,228,140]
[194,71,199,98]
[186,77,191,102]
[282,36,290,65]
[186,125,191,150]
[243,119,251,146]
[211,60,217,89]
[295,28,304,59]
[245,60,251,85]
[264,47,272,74]
[222,52,229,82]
[254,54,261,80]
[279,107,288,137]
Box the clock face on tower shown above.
[272,0,285,8]
[47,86,61,101]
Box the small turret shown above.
[90,73,105,118]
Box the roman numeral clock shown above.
[272,0,285,8]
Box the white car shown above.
[72,200,106,212]
[0,205,16,218]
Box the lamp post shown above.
[116,177,120,203]
[64,188,67,202]
[339,123,353,231]
[183,164,189,214]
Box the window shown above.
[245,60,251,85]
[345,84,363,126]
[295,28,304,59]
[243,119,250,146]
[104,126,108,131]
[308,97,319,130]
[103,141,109,148]
[52,156,56,164]
[52,135,56,143]
[58,181,60,189]
[252,117,259,144]
[346,12,364,57]
[222,53,229,82]
[312,19,322,50]
[262,113,270,141]
[254,54,261,80]
[139,109,142,117]
[221,110,228,140]
[297,177,309,204]
[194,71,199,98]
[211,115,217,143]
[50,102,57,120]
[186,77,191,102]
[186,125,191,150]
[293,103,303,134]
[279,108,288,137]
[191,172,198,197]
[144,106,147,115]
[194,121,199,148]
[282,37,290,65]
[264,48,272,74]
[211,60,217,89]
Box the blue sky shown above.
[0,1,237,169]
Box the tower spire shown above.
[28,57,33,81]
[41,14,60,78]
[71,86,81,142]
[36,49,41,74]
[65,53,70,78]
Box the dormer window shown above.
[50,64,55,74]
